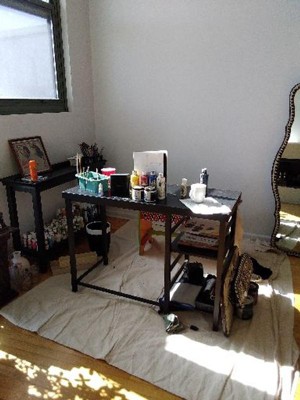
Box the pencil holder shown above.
[76,172,109,193]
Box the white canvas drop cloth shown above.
[0,221,298,400]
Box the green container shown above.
[76,172,109,193]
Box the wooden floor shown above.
[0,217,299,400]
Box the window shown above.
[0,0,68,115]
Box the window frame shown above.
[0,0,68,115]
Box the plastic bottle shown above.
[140,171,148,187]
[180,178,188,199]
[157,173,166,200]
[148,171,157,187]
[200,168,209,195]
[29,160,38,182]
[130,170,139,189]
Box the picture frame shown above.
[8,136,52,176]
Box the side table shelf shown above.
[1,162,76,272]
[0,227,18,306]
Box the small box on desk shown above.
[110,174,130,197]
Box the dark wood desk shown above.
[1,162,76,272]
[62,185,242,331]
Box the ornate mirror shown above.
[271,83,300,257]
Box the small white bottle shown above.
[157,173,166,200]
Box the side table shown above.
[1,162,76,272]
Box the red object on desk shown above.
[101,167,116,176]
[29,160,38,182]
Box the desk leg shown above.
[213,220,227,331]
[99,205,108,265]
[65,199,77,292]
[163,213,172,314]
[5,187,21,250]
[32,190,48,273]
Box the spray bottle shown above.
[200,168,209,196]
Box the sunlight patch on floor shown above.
[0,350,147,400]
[257,283,272,298]
[164,335,278,396]
[294,292,300,306]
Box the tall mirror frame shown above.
[271,82,300,257]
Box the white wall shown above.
[2,1,300,238]
[89,0,300,237]
[0,0,95,232]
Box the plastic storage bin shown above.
[76,172,109,193]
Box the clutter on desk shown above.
[143,185,157,203]
[73,149,169,202]
[110,173,130,197]
[189,182,206,203]
[156,172,166,200]
[68,154,81,167]
[180,196,231,215]
[199,168,209,196]
[101,167,116,176]
[133,150,167,180]
[29,160,38,182]
[76,170,109,194]
[131,150,168,201]
[180,178,188,199]
[21,175,48,183]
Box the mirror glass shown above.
[271,83,300,256]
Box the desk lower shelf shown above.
[171,232,234,259]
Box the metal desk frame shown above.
[62,186,241,331]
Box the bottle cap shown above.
[182,178,187,184]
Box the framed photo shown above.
[8,136,52,176]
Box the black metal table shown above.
[62,185,242,331]
[1,162,76,272]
